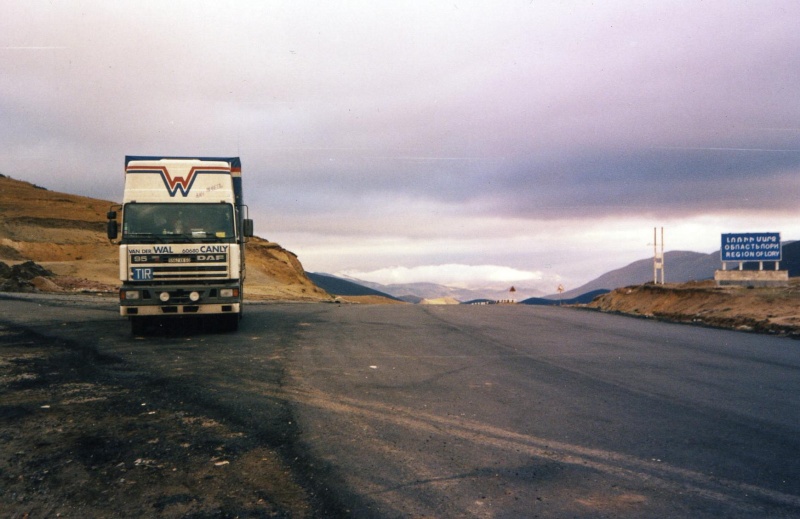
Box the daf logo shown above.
[197,254,226,262]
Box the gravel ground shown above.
[0,321,318,518]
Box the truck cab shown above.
[108,156,252,334]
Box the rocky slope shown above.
[244,237,328,300]
[0,174,328,301]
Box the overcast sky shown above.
[2,1,800,293]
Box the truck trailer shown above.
[107,156,253,334]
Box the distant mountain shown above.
[307,273,402,301]
[396,294,424,304]
[521,289,610,306]
[780,241,800,276]
[555,251,717,299]
[556,243,800,300]
[339,277,544,303]
[314,241,800,305]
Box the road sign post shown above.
[720,232,781,270]
[715,232,787,287]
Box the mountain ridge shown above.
[336,276,543,303]
[319,244,800,304]
[555,244,800,300]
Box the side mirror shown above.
[107,211,117,220]
[242,219,254,238]
[107,220,118,240]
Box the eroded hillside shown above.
[0,174,328,300]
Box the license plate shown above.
[168,257,191,263]
[131,268,153,281]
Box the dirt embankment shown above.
[0,174,331,301]
[244,237,329,301]
[585,280,800,336]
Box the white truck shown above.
[107,156,253,334]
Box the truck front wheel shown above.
[219,313,239,332]
[130,316,148,335]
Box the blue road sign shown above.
[720,232,781,262]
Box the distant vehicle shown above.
[107,156,253,334]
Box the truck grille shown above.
[151,265,228,280]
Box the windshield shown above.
[122,203,235,242]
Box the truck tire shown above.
[220,313,239,332]
[130,316,147,335]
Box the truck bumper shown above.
[119,284,242,317]
[120,302,240,317]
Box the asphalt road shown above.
[3,294,800,518]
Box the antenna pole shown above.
[653,227,665,285]
[661,227,665,284]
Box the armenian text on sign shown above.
[720,232,781,262]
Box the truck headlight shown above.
[220,288,238,298]
[189,291,200,302]
[122,290,139,300]
[159,292,170,302]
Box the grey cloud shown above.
[2,1,800,282]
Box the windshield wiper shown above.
[124,233,166,243]
[199,237,226,243]
[168,234,195,243]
